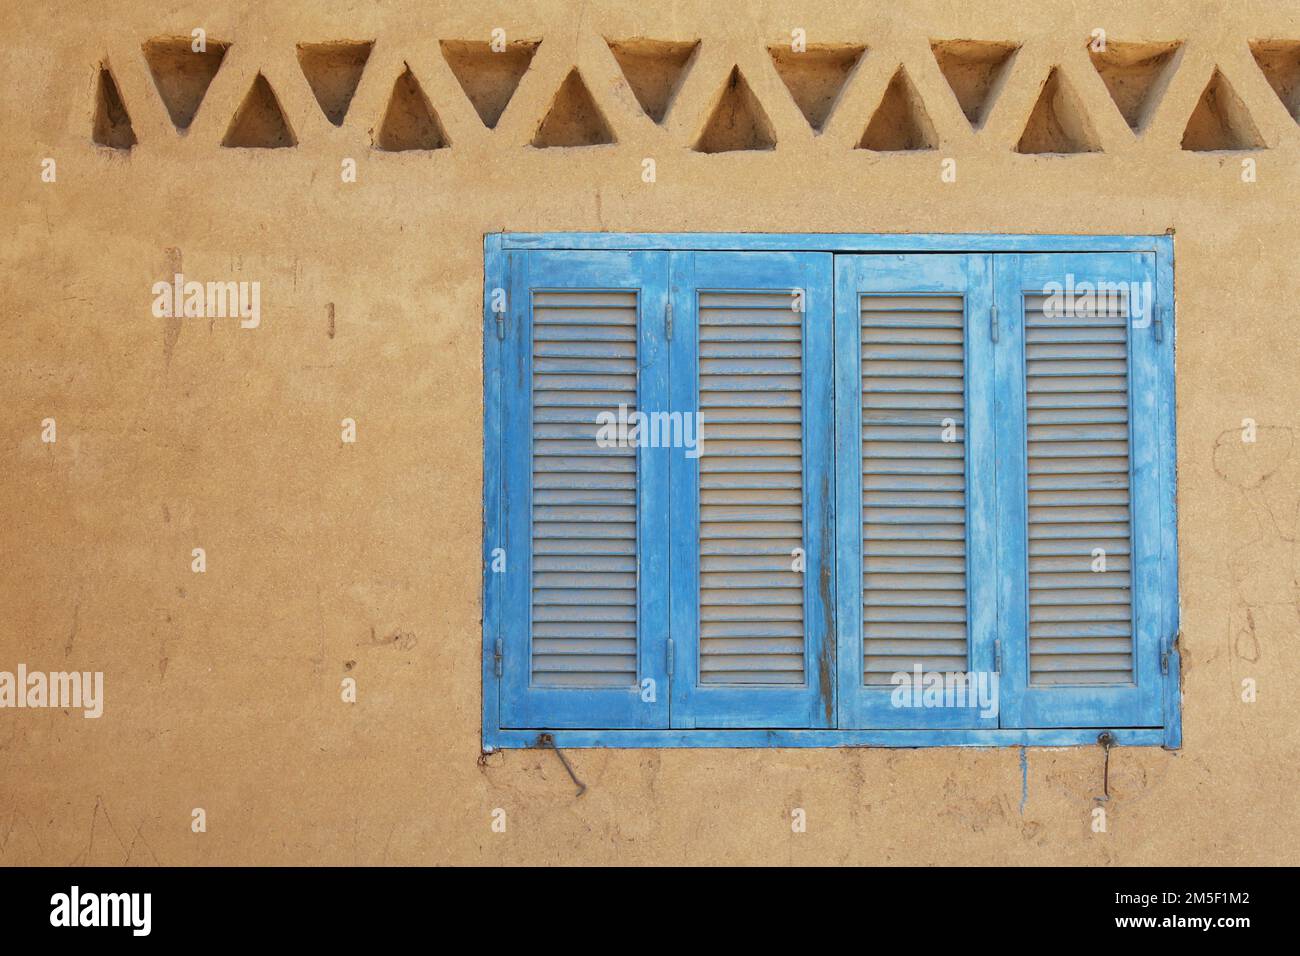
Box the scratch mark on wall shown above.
[162,247,182,367]
[64,602,80,657]
[1019,746,1028,815]
[1212,425,1300,674]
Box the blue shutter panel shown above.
[500,251,670,729]
[669,252,835,728]
[835,255,998,729]
[995,253,1165,728]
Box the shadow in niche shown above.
[93,65,137,149]
[142,36,230,131]
[857,66,936,151]
[769,43,866,132]
[441,39,539,129]
[374,65,449,151]
[694,66,775,153]
[297,40,373,126]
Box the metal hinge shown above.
[664,300,674,340]
[666,638,674,676]
[1161,649,1169,675]
[494,310,505,340]
[1153,305,1164,343]
[494,638,503,677]
[994,638,1002,673]
[990,304,999,343]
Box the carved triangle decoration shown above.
[1015,67,1101,154]
[1249,40,1300,123]
[441,39,539,129]
[768,43,865,132]
[694,66,776,152]
[375,66,449,150]
[857,66,936,151]
[532,68,615,147]
[930,40,1019,129]
[297,41,373,126]
[142,36,229,131]
[93,65,137,149]
[222,73,296,148]
[607,38,699,124]
[1089,40,1182,132]
[1181,68,1264,151]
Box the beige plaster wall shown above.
[1,0,1297,865]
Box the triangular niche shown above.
[930,39,1019,129]
[92,64,137,149]
[531,68,615,147]
[374,66,449,151]
[440,39,539,129]
[607,38,699,124]
[222,73,296,147]
[857,66,936,151]
[1249,40,1300,122]
[1015,67,1101,154]
[1089,39,1183,132]
[142,36,230,131]
[768,43,865,132]
[297,40,373,126]
[693,66,776,152]
[1181,68,1264,151]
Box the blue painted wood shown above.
[668,251,835,728]
[995,253,1165,729]
[484,726,1167,749]
[500,234,1165,253]
[483,235,1180,750]
[498,250,671,729]
[482,235,506,745]
[834,254,999,729]
[1157,236,1182,749]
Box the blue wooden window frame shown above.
[483,234,1179,750]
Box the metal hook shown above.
[1096,731,1116,802]
[539,733,587,798]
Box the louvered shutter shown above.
[668,252,834,728]
[835,255,998,728]
[995,253,1165,728]
[498,250,670,729]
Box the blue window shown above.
[483,235,1178,749]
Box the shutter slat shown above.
[861,295,970,685]
[1025,294,1134,686]
[530,290,639,688]
[698,291,806,685]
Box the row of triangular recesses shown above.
[92,43,1298,152]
